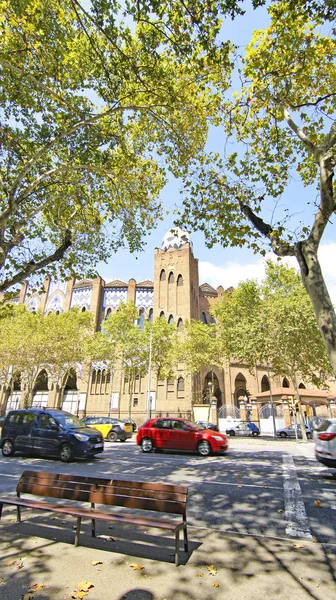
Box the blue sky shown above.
[96,3,336,306]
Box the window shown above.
[105,308,112,320]
[177,274,183,287]
[177,377,185,392]
[133,397,139,407]
[137,308,145,330]
[148,308,153,322]
[168,272,175,284]
[160,311,165,319]
[167,379,175,392]
[282,377,290,388]
[160,269,166,281]
[81,306,86,312]
[39,415,57,430]
[201,312,207,324]
[153,419,171,429]
[177,318,183,331]
[168,314,174,325]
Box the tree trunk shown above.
[292,372,307,442]
[296,240,336,375]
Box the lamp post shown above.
[267,361,277,439]
[147,319,153,419]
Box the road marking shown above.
[282,455,313,539]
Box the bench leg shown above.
[16,505,21,523]
[91,503,95,538]
[183,524,188,553]
[175,529,180,567]
[75,517,81,547]
[0,502,3,521]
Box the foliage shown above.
[0,0,232,294]
[213,261,333,384]
[177,1,336,371]
[0,304,93,404]
[144,317,178,380]
[177,319,222,374]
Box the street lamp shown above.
[267,361,277,439]
[146,319,153,419]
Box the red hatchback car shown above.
[136,417,228,456]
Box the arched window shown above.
[160,269,166,281]
[282,377,290,388]
[160,311,165,319]
[137,307,145,330]
[177,318,183,331]
[201,312,207,324]
[261,375,270,392]
[65,369,77,390]
[148,308,153,322]
[81,306,86,312]
[34,370,49,392]
[91,370,96,394]
[168,272,175,284]
[168,314,174,325]
[106,371,111,385]
[209,316,215,324]
[13,374,22,391]
[105,308,112,320]
[96,370,101,386]
[177,377,185,392]
[299,382,306,389]
[177,274,183,287]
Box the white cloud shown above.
[199,242,336,307]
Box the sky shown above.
[96,3,336,307]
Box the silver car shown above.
[276,424,312,439]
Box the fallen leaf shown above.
[77,582,94,592]
[29,584,45,591]
[74,592,87,600]
[213,582,220,587]
[196,573,203,578]
[207,565,217,576]
[293,544,304,549]
[314,500,323,508]
[91,561,103,566]
[16,562,24,569]
[109,537,118,542]
[237,474,241,478]
[129,564,144,571]
[312,539,317,543]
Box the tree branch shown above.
[282,107,316,155]
[0,229,72,293]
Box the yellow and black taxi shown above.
[82,416,133,442]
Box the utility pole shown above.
[147,319,153,419]
[267,361,277,439]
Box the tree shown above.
[0,0,234,294]
[0,305,93,407]
[213,261,333,437]
[177,1,336,373]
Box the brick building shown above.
[1,228,335,428]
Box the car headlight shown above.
[74,433,90,442]
[212,435,225,441]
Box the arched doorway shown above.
[202,371,222,409]
[62,369,80,415]
[32,370,49,408]
[234,373,247,407]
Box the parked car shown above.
[226,422,260,437]
[0,415,5,429]
[276,424,313,439]
[82,416,133,442]
[314,418,336,468]
[122,418,137,432]
[136,417,228,456]
[0,409,104,461]
[195,421,219,431]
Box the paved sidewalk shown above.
[0,509,335,600]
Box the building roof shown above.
[199,283,218,296]
[255,386,334,405]
[161,227,192,252]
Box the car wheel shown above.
[141,437,154,453]
[197,440,211,456]
[60,443,73,462]
[280,432,287,439]
[107,430,118,442]
[306,432,312,440]
[252,431,259,437]
[1,439,15,457]
[229,431,235,436]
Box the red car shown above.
[136,417,228,456]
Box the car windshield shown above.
[52,413,85,429]
[185,420,204,430]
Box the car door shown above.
[151,419,173,448]
[170,420,194,450]
[32,414,60,455]
[15,412,37,451]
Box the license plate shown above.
[94,443,103,449]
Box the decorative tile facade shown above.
[102,287,128,309]
[135,288,154,309]
[45,293,64,313]
[70,287,92,310]
[48,280,67,297]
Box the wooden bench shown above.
[0,470,188,566]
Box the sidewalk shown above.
[0,510,335,600]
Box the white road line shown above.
[282,455,313,539]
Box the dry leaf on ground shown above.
[196,573,203,578]
[293,544,305,549]
[91,561,103,566]
[129,564,144,571]
[207,565,217,576]
[213,582,220,587]
[314,500,323,507]
[109,537,118,542]
[77,582,94,592]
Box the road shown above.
[1,436,335,547]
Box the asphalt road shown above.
[1,436,335,548]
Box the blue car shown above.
[226,422,260,437]
[0,409,104,462]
